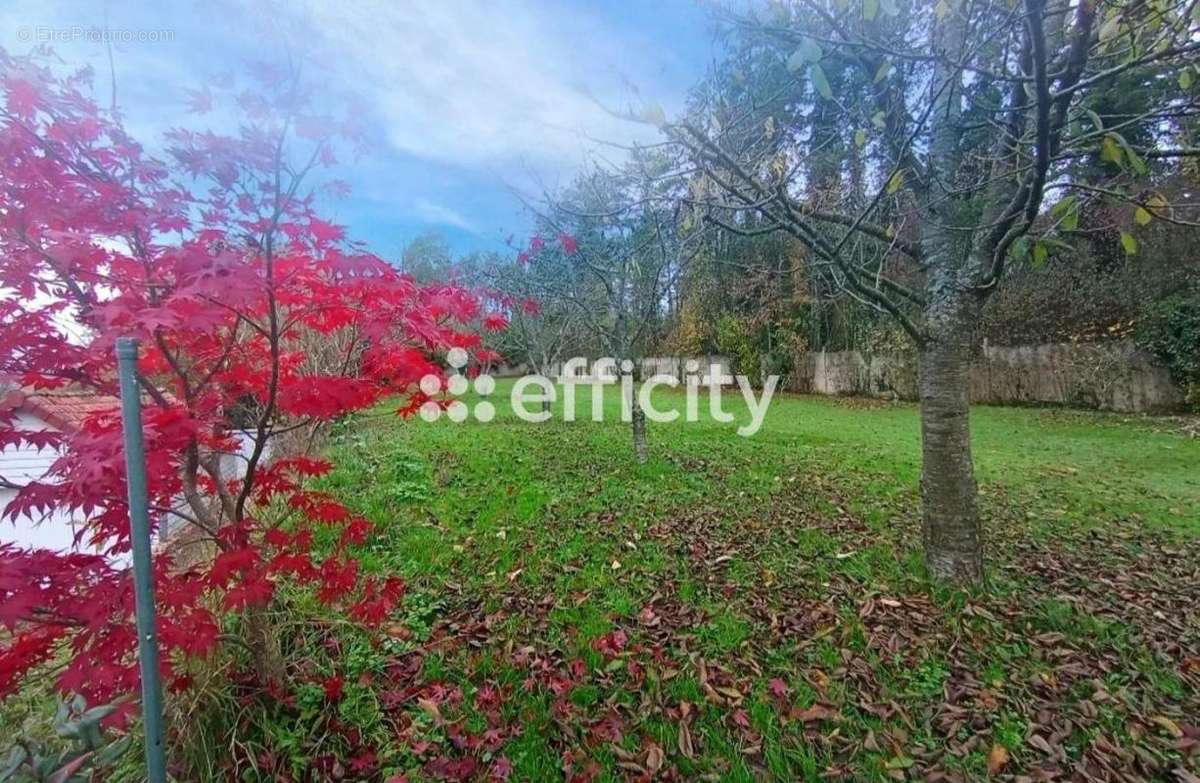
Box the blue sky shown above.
[3,1,721,259]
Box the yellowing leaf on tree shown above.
[786,50,804,73]
[810,64,833,99]
[871,110,887,128]
[1099,13,1121,42]
[1051,196,1075,217]
[1180,68,1194,90]
[1122,141,1148,175]
[1120,231,1138,256]
[855,129,867,147]
[1144,193,1169,222]
[1134,206,1152,226]
[863,0,879,21]
[874,60,893,84]
[887,169,904,194]
[770,152,787,178]
[1052,196,1079,232]
[787,38,823,72]
[1010,236,1030,262]
[1101,134,1123,166]
[1032,241,1048,267]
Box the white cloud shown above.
[411,198,475,232]
[0,0,247,147]
[262,1,685,177]
[2,0,710,243]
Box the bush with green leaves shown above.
[715,313,761,382]
[0,697,131,782]
[1135,287,1200,410]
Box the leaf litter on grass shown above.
[345,467,1200,782]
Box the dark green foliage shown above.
[715,313,760,379]
[1136,286,1200,409]
[0,697,131,783]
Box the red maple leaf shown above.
[483,312,508,331]
[323,675,344,702]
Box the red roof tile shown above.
[5,390,121,433]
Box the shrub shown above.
[715,313,760,381]
[0,51,495,717]
[0,697,130,782]
[1135,287,1200,410]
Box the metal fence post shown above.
[115,338,168,783]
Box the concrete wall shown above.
[789,340,1184,413]
[539,355,735,385]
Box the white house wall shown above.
[0,411,82,552]
[3,413,275,553]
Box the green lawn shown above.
[183,382,1199,781]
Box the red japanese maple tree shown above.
[0,50,489,704]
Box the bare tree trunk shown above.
[917,314,983,584]
[631,401,648,464]
[245,605,286,684]
[626,361,648,463]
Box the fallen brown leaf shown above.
[987,743,1010,776]
[1151,715,1185,739]
[645,742,665,773]
[678,722,696,759]
[793,703,838,723]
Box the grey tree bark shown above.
[626,362,649,463]
[917,311,983,583]
[911,7,985,583]
[631,397,648,464]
